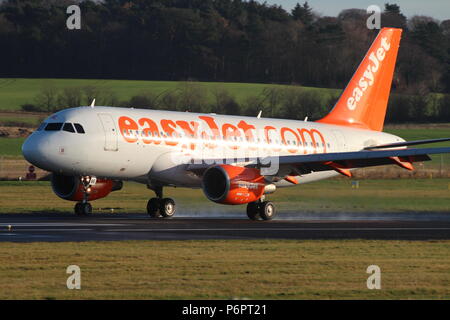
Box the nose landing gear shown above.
[74,176,96,216]
[147,186,176,218]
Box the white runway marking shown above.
[9,229,94,232]
[104,227,450,232]
[0,223,122,227]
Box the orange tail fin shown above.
[318,28,402,131]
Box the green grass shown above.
[0,240,449,299]
[0,138,25,157]
[0,78,338,111]
[0,179,449,214]
[0,112,45,127]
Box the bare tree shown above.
[34,83,58,112]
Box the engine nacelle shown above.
[202,165,265,205]
[51,174,122,202]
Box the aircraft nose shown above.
[22,133,49,170]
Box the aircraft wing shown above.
[187,147,450,178]
[251,146,450,177]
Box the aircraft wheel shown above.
[246,202,261,221]
[147,198,161,218]
[160,198,176,218]
[75,202,92,216]
[259,201,276,221]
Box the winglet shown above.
[90,99,96,108]
[318,28,402,131]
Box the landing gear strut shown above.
[74,176,96,216]
[147,186,176,218]
[246,198,276,221]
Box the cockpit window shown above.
[37,122,47,131]
[45,122,63,131]
[74,123,85,134]
[63,123,75,133]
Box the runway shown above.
[1,212,450,242]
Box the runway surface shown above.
[1,212,450,242]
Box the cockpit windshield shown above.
[63,123,75,133]
[42,122,85,134]
[74,123,85,134]
[44,123,63,131]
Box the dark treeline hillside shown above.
[0,0,449,94]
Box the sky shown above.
[262,0,450,21]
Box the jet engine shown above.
[51,174,123,202]
[202,164,265,205]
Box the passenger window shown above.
[45,123,63,131]
[74,123,85,134]
[63,123,75,133]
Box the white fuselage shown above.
[22,106,404,188]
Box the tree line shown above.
[0,0,449,94]
[24,83,450,124]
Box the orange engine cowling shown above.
[51,174,123,202]
[202,165,265,205]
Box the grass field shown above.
[0,239,449,299]
[0,112,46,127]
[0,179,449,214]
[0,178,449,300]
[0,138,25,157]
[0,78,339,111]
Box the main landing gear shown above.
[74,176,95,216]
[147,186,176,218]
[246,197,276,221]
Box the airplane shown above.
[22,27,450,220]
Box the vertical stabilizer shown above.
[318,28,402,131]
